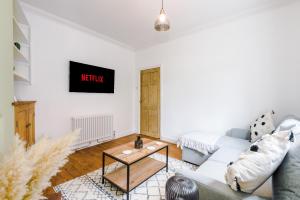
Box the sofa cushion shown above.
[226,128,251,140]
[209,147,245,164]
[194,136,251,183]
[196,160,228,183]
[185,133,273,199]
[202,146,273,198]
[273,134,300,199]
[216,135,251,150]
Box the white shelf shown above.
[14,0,29,25]
[13,0,31,84]
[14,71,29,82]
[14,62,30,83]
[13,46,29,63]
[13,17,29,44]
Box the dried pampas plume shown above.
[0,135,33,200]
[0,129,79,200]
[24,130,79,200]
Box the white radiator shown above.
[71,114,114,148]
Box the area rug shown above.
[54,153,197,200]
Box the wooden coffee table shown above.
[102,138,168,200]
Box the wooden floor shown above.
[45,134,182,199]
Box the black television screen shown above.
[69,61,115,93]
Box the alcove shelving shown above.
[13,0,31,84]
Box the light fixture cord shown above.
[162,0,164,10]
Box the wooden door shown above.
[15,105,28,144]
[27,104,35,146]
[140,67,160,138]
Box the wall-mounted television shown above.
[69,61,115,93]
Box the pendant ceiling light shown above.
[154,0,170,32]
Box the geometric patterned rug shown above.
[54,153,197,200]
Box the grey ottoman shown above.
[166,175,199,200]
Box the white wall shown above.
[15,7,136,139]
[0,0,14,153]
[14,2,300,143]
[135,2,300,142]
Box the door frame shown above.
[138,65,162,138]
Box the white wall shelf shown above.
[14,71,29,82]
[13,17,29,44]
[13,0,29,25]
[13,46,29,63]
[13,0,31,84]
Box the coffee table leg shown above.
[166,146,169,172]
[102,152,105,184]
[127,164,130,200]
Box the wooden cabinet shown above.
[12,101,36,147]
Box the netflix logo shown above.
[81,74,104,83]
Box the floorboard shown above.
[44,134,182,199]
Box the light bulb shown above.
[159,13,166,22]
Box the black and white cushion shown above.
[250,111,275,143]
[225,130,294,194]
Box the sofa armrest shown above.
[226,128,250,140]
[175,169,270,200]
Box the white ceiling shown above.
[21,0,295,50]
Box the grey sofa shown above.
[176,127,300,200]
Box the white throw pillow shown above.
[250,111,275,143]
[225,130,294,194]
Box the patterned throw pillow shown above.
[250,111,275,143]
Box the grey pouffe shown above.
[166,175,199,200]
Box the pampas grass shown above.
[0,130,79,200]
[0,135,32,200]
[24,131,78,200]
